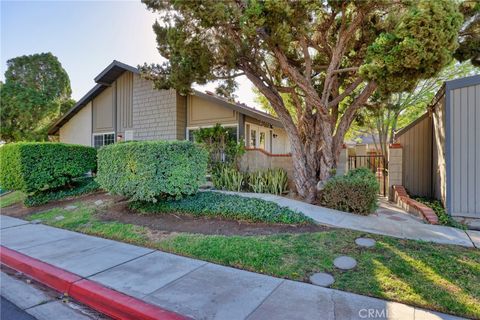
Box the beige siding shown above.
[59,103,92,146]
[188,95,238,127]
[272,128,291,154]
[449,83,480,218]
[116,71,133,135]
[396,115,433,197]
[432,95,447,205]
[92,86,114,133]
[176,93,187,139]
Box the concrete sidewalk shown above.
[216,191,479,248]
[0,215,465,320]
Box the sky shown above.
[0,0,259,108]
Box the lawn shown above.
[26,204,480,319]
[0,191,25,208]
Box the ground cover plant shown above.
[23,177,99,207]
[26,204,480,319]
[130,191,311,224]
[320,168,379,214]
[96,141,208,202]
[413,197,467,229]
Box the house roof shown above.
[49,60,282,135]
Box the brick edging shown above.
[0,246,188,320]
[392,185,439,224]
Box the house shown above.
[48,60,294,176]
[394,74,480,226]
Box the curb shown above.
[0,246,188,320]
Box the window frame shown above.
[92,132,116,149]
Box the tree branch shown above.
[327,77,363,107]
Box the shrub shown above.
[0,142,96,194]
[320,168,379,215]
[212,165,246,191]
[248,168,288,195]
[130,191,312,224]
[213,166,289,195]
[24,177,99,207]
[412,197,466,229]
[96,141,208,202]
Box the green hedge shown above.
[24,177,99,207]
[96,141,208,202]
[320,168,379,215]
[0,142,97,194]
[130,191,312,224]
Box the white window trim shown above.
[92,132,115,148]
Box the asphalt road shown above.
[1,296,36,320]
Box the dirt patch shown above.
[2,191,327,236]
[98,201,327,236]
[0,191,112,218]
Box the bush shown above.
[0,142,96,194]
[24,177,99,207]
[130,191,312,224]
[213,166,289,195]
[412,197,466,229]
[320,168,379,215]
[96,141,208,202]
[248,168,288,195]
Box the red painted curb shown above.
[0,246,81,293]
[0,246,188,320]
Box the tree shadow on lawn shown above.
[332,238,480,318]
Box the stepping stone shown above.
[30,219,42,224]
[333,256,357,270]
[64,205,77,210]
[54,215,65,221]
[309,272,334,287]
[355,237,376,248]
[94,200,104,206]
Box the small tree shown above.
[0,53,74,142]
[141,0,462,202]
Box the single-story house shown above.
[394,74,480,226]
[48,60,294,175]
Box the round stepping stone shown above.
[333,256,357,270]
[309,272,335,287]
[355,237,376,248]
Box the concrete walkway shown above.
[0,215,466,320]
[217,191,479,248]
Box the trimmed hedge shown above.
[96,141,208,202]
[320,168,379,215]
[0,142,97,194]
[24,177,99,207]
[130,191,312,224]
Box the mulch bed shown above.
[2,192,327,236]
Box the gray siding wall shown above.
[448,83,480,218]
[395,115,433,197]
[132,74,178,141]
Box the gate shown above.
[348,155,387,196]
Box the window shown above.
[93,133,115,148]
[250,129,257,147]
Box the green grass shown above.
[130,191,312,224]
[0,191,25,208]
[26,205,480,319]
